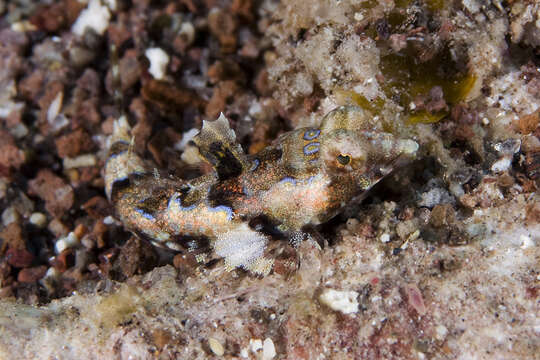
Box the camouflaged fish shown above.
[105,106,418,275]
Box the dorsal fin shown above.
[192,113,250,180]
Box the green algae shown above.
[379,49,475,124]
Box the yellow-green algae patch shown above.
[334,90,385,114]
[379,50,476,124]
[91,284,142,329]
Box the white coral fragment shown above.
[262,338,277,360]
[72,0,111,36]
[145,47,170,80]
[47,91,63,124]
[491,157,512,173]
[319,288,359,314]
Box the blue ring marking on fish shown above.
[303,129,321,141]
[249,158,260,172]
[108,170,147,189]
[169,193,197,212]
[279,176,298,185]
[134,207,155,220]
[207,204,233,221]
[107,150,127,160]
[279,176,316,186]
[303,142,320,156]
[111,175,128,183]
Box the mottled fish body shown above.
[105,107,418,275]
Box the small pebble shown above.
[18,266,47,283]
[81,235,95,249]
[491,157,511,173]
[73,224,88,239]
[103,216,116,225]
[2,206,19,226]
[208,337,225,356]
[47,91,63,124]
[55,232,79,254]
[48,218,69,237]
[44,267,60,279]
[520,234,534,249]
[10,123,28,139]
[380,233,390,243]
[63,154,97,169]
[250,339,263,353]
[145,47,170,80]
[262,338,276,360]
[319,288,359,314]
[0,179,6,199]
[29,212,47,228]
[179,22,195,46]
[72,0,111,36]
[6,248,34,268]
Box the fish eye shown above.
[336,154,351,165]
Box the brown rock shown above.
[4,108,22,129]
[18,70,45,102]
[28,170,74,217]
[0,29,29,54]
[48,218,69,238]
[430,204,455,228]
[0,131,25,171]
[119,49,141,91]
[0,223,25,252]
[51,250,75,273]
[207,8,237,53]
[205,80,238,119]
[55,128,94,158]
[101,116,115,135]
[72,98,101,127]
[116,237,158,278]
[82,196,111,219]
[92,221,108,249]
[231,0,253,20]
[141,79,205,113]
[517,110,540,135]
[73,224,88,240]
[107,19,132,48]
[17,266,47,283]
[5,248,34,268]
[254,69,270,96]
[78,166,101,184]
[75,68,101,99]
[30,2,68,33]
[65,0,86,24]
[173,253,198,275]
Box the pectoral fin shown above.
[192,113,250,180]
